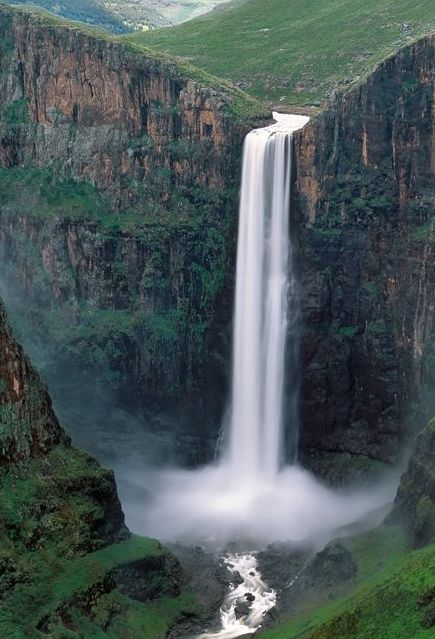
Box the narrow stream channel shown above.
[197,553,276,638]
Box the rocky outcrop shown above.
[294,33,435,464]
[0,295,66,464]
[0,291,196,637]
[0,293,127,545]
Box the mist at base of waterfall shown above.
[116,462,399,548]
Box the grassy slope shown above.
[125,0,435,107]
[259,527,435,639]
[0,443,200,639]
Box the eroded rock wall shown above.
[294,34,435,463]
[0,5,257,457]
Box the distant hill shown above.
[10,0,129,32]
[152,0,231,25]
[126,0,435,107]
[99,0,169,29]
[8,0,231,33]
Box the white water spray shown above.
[198,554,276,639]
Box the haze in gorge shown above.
[0,1,435,638]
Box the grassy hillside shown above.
[259,529,435,639]
[126,0,435,107]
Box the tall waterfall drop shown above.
[121,113,397,552]
[228,113,308,481]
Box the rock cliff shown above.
[393,416,435,547]
[0,4,266,462]
[294,34,435,466]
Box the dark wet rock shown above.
[258,541,357,622]
[235,600,251,618]
[167,545,231,637]
[232,570,244,587]
[112,554,181,601]
[306,543,357,587]
[258,542,311,592]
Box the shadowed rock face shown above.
[294,34,435,464]
[0,298,67,464]
[0,4,435,470]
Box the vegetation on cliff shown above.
[126,0,435,107]
[260,538,435,639]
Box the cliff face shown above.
[294,34,435,464]
[393,417,435,547]
[0,293,66,464]
[0,5,263,460]
[0,6,243,195]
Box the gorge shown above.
[0,2,435,638]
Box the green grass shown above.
[0,533,196,639]
[259,527,435,639]
[0,444,199,638]
[125,0,435,107]
[339,326,358,338]
[0,167,106,221]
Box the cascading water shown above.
[228,113,308,482]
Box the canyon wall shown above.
[294,34,435,465]
[0,5,265,462]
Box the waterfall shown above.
[124,111,397,558]
[227,113,309,482]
